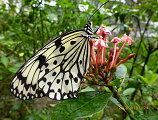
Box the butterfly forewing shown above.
[11,30,90,100]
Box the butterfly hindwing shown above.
[11,29,90,100]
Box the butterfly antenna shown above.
[88,0,109,21]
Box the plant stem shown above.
[129,13,152,77]
[40,9,44,46]
[39,0,44,46]
[108,86,136,120]
[32,7,36,54]
[140,51,151,76]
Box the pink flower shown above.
[96,25,112,41]
[92,37,108,67]
[85,25,136,86]
[94,38,107,48]
[110,37,121,45]
[121,34,134,45]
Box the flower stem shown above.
[114,41,127,65]
[110,44,117,69]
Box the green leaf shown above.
[119,94,143,114]
[79,86,95,93]
[144,95,152,103]
[8,63,22,73]
[12,103,21,111]
[138,75,148,83]
[115,64,127,78]
[110,96,125,112]
[109,79,121,86]
[153,100,158,106]
[0,56,9,67]
[145,71,158,84]
[138,71,158,84]
[51,92,112,120]
[8,67,18,73]
[89,109,104,120]
[123,88,136,96]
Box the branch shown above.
[129,12,153,77]
[151,47,158,53]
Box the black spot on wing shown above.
[24,84,30,91]
[36,55,46,68]
[44,63,49,67]
[52,72,57,76]
[70,41,76,45]
[47,82,51,87]
[49,89,55,93]
[16,72,27,84]
[43,77,47,82]
[74,77,78,83]
[45,69,49,74]
[61,92,67,99]
[65,80,69,85]
[53,60,57,65]
[31,84,36,91]
[79,60,82,64]
[69,73,73,79]
[59,46,65,53]
[58,88,61,92]
[36,90,45,97]
[39,77,47,83]
[56,79,60,84]
[55,38,62,48]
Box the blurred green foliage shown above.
[0,0,158,120]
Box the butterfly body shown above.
[11,22,94,100]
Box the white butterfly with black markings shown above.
[11,22,94,100]
[10,1,109,100]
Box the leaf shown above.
[115,64,127,78]
[80,86,95,93]
[0,56,9,67]
[109,96,125,112]
[8,67,18,73]
[109,79,121,86]
[111,94,143,114]
[138,75,148,83]
[145,71,158,84]
[119,94,143,114]
[138,71,158,84]
[12,103,21,111]
[123,88,136,96]
[89,109,104,120]
[8,63,22,73]
[144,96,152,103]
[19,53,24,57]
[153,100,158,106]
[51,92,112,120]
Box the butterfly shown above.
[10,21,94,100]
[10,1,109,100]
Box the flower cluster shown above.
[84,25,135,85]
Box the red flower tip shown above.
[110,37,121,45]
[94,39,108,48]
[116,53,136,67]
[96,25,112,37]
[88,74,95,78]
[128,53,136,58]
[121,34,134,45]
